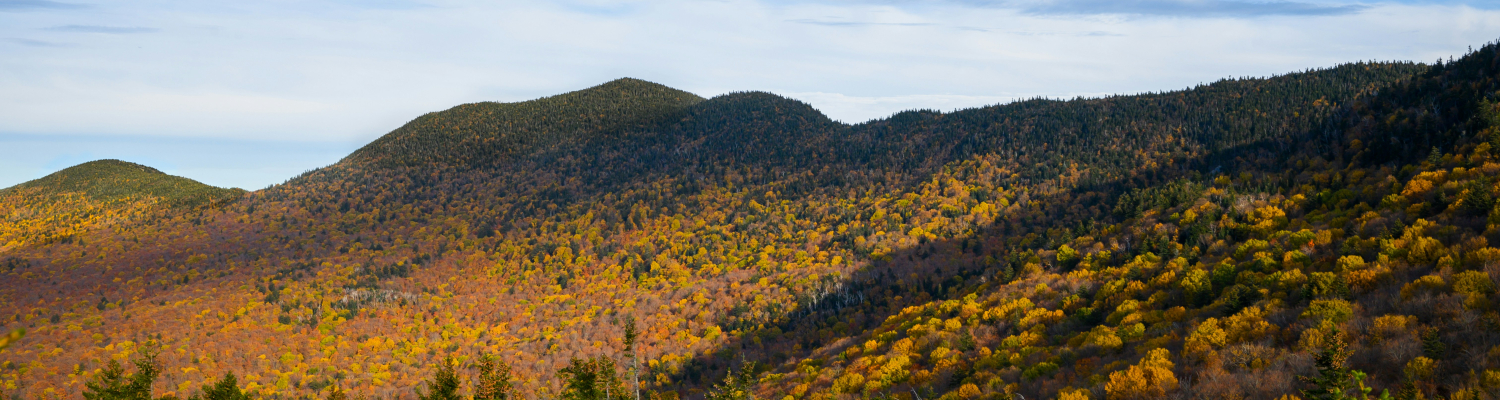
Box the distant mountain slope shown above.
[3,160,240,204]
[0,48,1475,400]
[0,159,243,251]
[344,78,705,169]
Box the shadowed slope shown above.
[0,54,1466,400]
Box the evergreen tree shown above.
[559,358,602,400]
[1300,330,1354,400]
[705,362,757,400]
[1419,328,1446,359]
[624,318,640,400]
[83,360,130,400]
[1394,381,1423,400]
[1298,331,1389,400]
[189,372,250,400]
[83,347,161,400]
[417,357,462,400]
[558,357,627,400]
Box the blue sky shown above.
[1,0,1497,189]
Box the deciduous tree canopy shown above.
[5,40,1500,400]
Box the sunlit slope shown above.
[748,48,1500,400]
[0,56,1457,400]
[0,159,244,251]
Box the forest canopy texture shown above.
[5,41,1500,400]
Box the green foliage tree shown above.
[1393,381,1422,400]
[83,347,163,400]
[623,318,640,400]
[1305,272,1351,300]
[705,362,758,400]
[558,357,627,400]
[1419,328,1446,359]
[188,372,250,400]
[1299,330,1389,400]
[417,357,462,400]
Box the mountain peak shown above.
[2,159,242,204]
[594,77,678,92]
[75,159,162,172]
[11,159,168,195]
[343,78,705,169]
[0,159,243,250]
[60,159,164,176]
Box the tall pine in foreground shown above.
[1299,330,1389,400]
[188,373,251,400]
[83,347,162,400]
[412,354,519,400]
[418,357,463,400]
[558,357,628,400]
[705,362,758,400]
[624,318,640,400]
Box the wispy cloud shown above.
[1001,29,1125,36]
[982,0,1368,17]
[4,37,69,47]
[45,25,156,33]
[787,18,937,26]
[558,1,639,16]
[0,0,84,11]
[345,0,433,10]
[803,0,1369,17]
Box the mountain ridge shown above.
[340,77,705,170]
[8,45,1500,400]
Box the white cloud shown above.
[43,25,156,33]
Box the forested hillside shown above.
[0,159,244,252]
[4,41,1500,400]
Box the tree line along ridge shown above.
[2,42,1500,400]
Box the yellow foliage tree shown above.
[0,329,22,350]
[1059,388,1091,400]
[1105,348,1177,400]
[1184,318,1226,359]
[955,383,981,399]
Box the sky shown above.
[1,0,1498,190]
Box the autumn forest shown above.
[5,40,1500,400]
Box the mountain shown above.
[343,78,705,169]
[5,41,1500,400]
[0,159,244,251]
